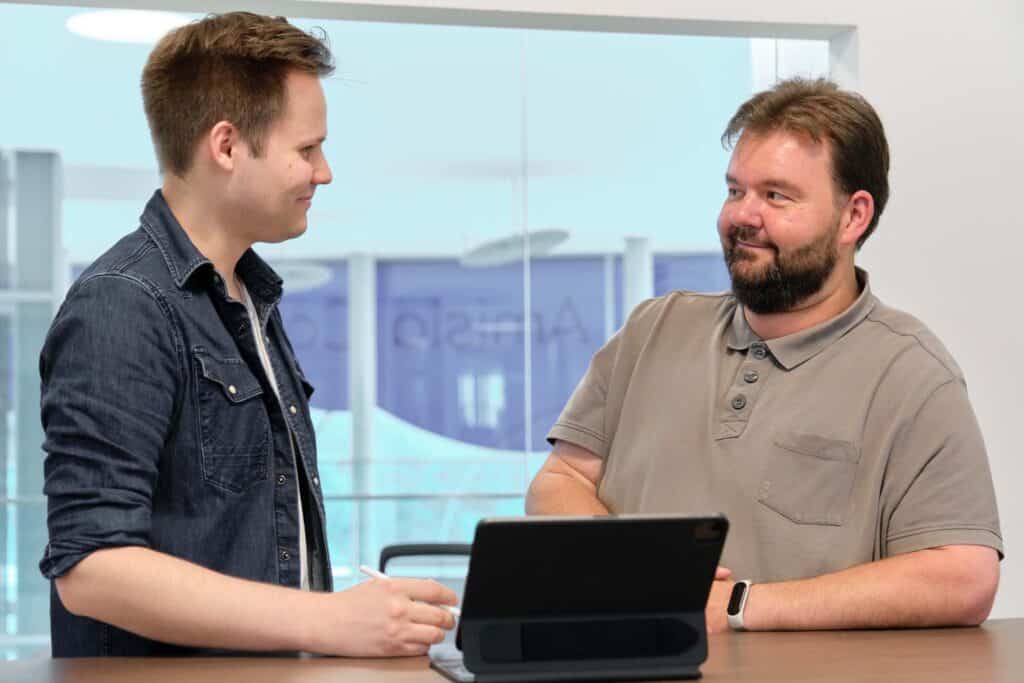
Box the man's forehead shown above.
[728,128,832,174]
[734,128,828,156]
[284,72,326,108]
[274,73,328,134]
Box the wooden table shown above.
[5,619,1022,683]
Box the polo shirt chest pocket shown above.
[758,433,860,526]
[193,351,271,493]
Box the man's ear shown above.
[206,121,239,172]
[837,190,875,248]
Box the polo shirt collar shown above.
[726,268,876,370]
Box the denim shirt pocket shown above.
[193,349,271,493]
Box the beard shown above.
[723,220,840,314]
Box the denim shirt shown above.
[39,191,332,656]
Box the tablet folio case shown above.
[454,515,728,682]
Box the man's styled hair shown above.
[722,78,890,248]
[142,12,334,176]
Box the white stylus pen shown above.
[358,564,462,617]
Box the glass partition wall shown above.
[0,2,828,656]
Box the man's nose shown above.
[315,156,333,185]
[730,194,763,230]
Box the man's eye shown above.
[726,187,741,198]
[301,146,315,159]
[766,191,789,202]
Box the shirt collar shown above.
[138,190,283,302]
[726,268,877,370]
[236,249,283,304]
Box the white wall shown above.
[14,0,1023,617]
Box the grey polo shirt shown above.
[547,271,1003,582]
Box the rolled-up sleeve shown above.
[39,274,182,579]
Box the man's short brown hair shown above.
[142,12,334,176]
[722,78,890,248]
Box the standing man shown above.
[527,78,1002,632]
[40,12,455,656]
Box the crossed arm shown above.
[526,440,1000,632]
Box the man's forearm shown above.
[525,471,610,515]
[56,546,315,652]
[741,546,999,631]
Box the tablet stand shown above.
[458,611,707,681]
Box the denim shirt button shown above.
[312,476,319,487]
[277,474,286,485]
[280,550,290,561]
[228,384,237,395]
[289,405,297,415]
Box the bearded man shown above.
[526,78,1002,633]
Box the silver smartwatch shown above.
[726,580,753,631]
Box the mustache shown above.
[729,225,776,251]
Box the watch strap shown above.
[726,580,753,631]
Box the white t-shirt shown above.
[239,282,309,591]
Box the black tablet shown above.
[432,514,728,683]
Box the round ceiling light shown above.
[461,229,570,268]
[66,10,191,44]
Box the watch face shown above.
[727,582,747,616]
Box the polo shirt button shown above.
[280,550,290,561]
[289,405,298,415]
[277,474,287,485]
[731,395,747,410]
[751,344,768,360]
[743,370,759,384]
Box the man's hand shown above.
[705,567,734,634]
[310,577,459,657]
[701,546,999,633]
[56,546,459,656]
